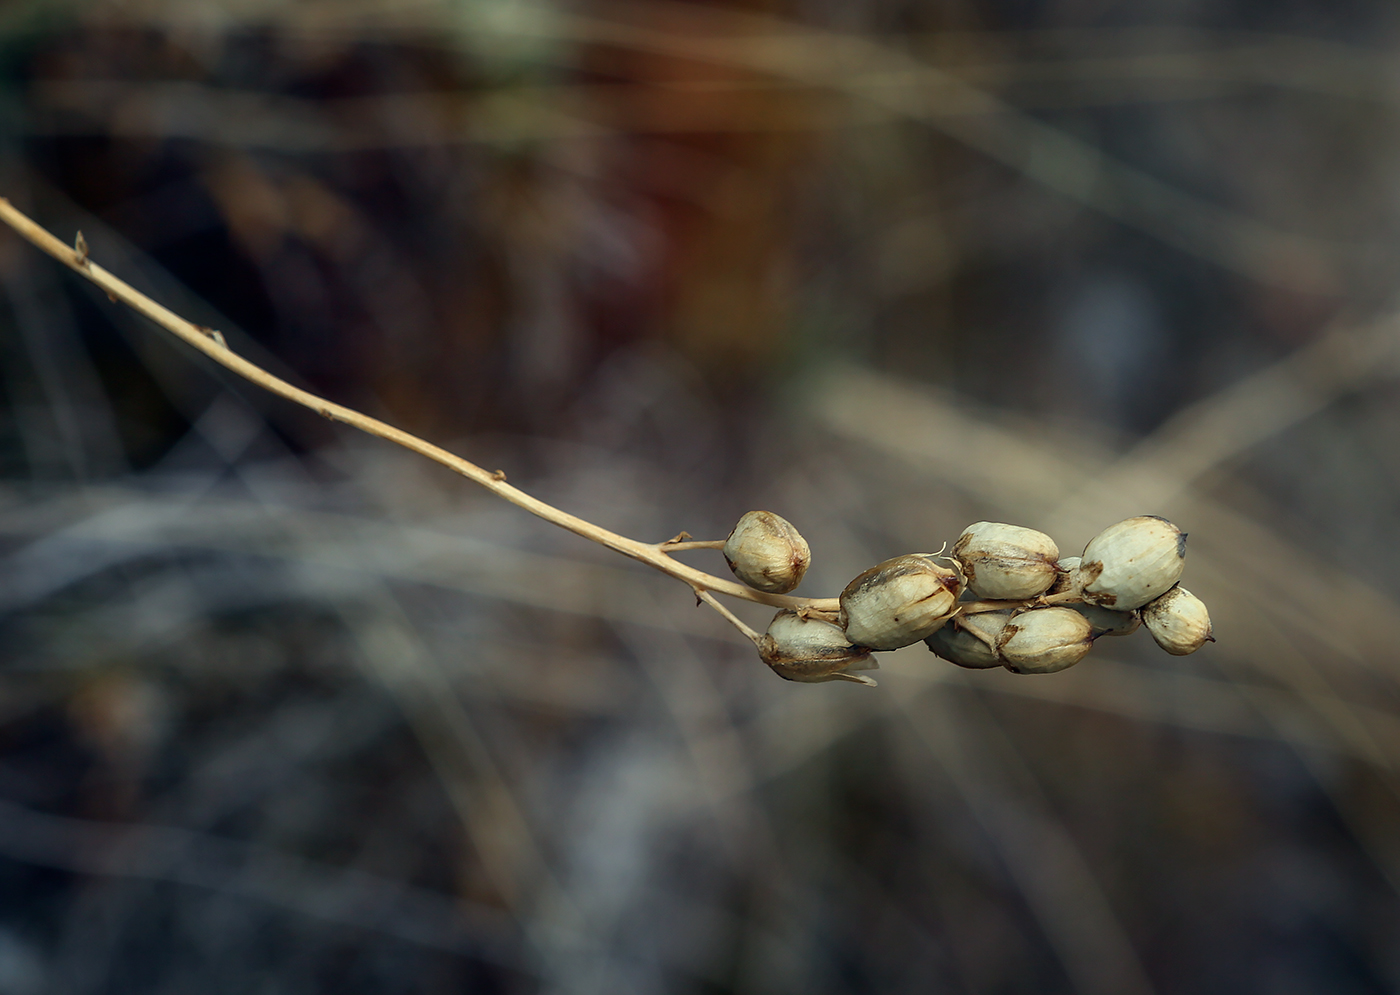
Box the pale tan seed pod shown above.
[925,610,1012,669]
[758,610,878,685]
[1079,516,1186,610]
[1072,603,1141,637]
[997,607,1094,675]
[952,522,1061,600]
[1048,556,1081,596]
[1141,586,1214,656]
[839,554,962,651]
[723,510,811,594]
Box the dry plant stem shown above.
[958,590,1084,615]
[957,600,1024,615]
[0,197,839,615]
[693,588,763,645]
[0,198,1090,648]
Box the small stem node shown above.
[659,539,727,552]
[195,324,228,348]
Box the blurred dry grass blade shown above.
[28,38,1400,146]
[26,80,873,148]
[172,401,591,939]
[0,487,734,638]
[554,0,1363,286]
[340,605,551,911]
[900,687,1157,995]
[1052,310,1400,515]
[920,33,1400,104]
[881,650,1400,767]
[0,798,520,961]
[40,0,1377,288]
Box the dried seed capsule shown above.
[1141,586,1214,656]
[723,510,811,594]
[1072,603,1141,637]
[952,522,1061,600]
[840,554,962,650]
[759,609,878,685]
[997,607,1093,675]
[1079,516,1186,610]
[1048,556,1081,596]
[925,610,1012,669]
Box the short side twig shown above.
[693,588,764,645]
[661,539,727,552]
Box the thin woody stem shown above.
[956,599,1025,615]
[693,588,764,645]
[957,589,1085,615]
[0,197,840,612]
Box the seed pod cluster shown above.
[926,515,1209,675]
[715,512,1213,686]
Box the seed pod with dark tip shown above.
[952,522,1061,600]
[1072,603,1141,637]
[758,609,878,685]
[925,610,1012,669]
[997,607,1094,675]
[1079,516,1186,610]
[1048,556,1081,596]
[840,554,962,650]
[723,511,811,594]
[1141,586,1214,656]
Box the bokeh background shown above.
[3,0,1400,992]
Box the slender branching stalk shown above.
[0,199,1096,651]
[0,199,843,627]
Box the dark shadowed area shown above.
[2,0,1400,992]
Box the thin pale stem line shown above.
[0,197,833,611]
[693,587,764,645]
[958,590,1085,615]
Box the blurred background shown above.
[2,0,1400,991]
